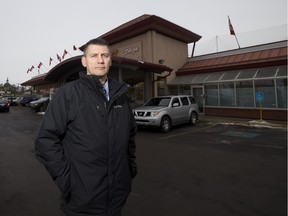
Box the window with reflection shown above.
[178,85,191,95]
[256,67,277,78]
[157,78,166,96]
[276,78,287,108]
[236,81,254,107]
[168,85,191,95]
[205,83,218,106]
[168,85,178,95]
[219,82,235,106]
[255,80,276,108]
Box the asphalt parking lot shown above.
[0,106,287,216]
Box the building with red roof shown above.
[22,14,287,120]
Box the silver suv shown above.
[133,95,199,132]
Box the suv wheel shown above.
[190,112,197,126]
[160,116,171,133]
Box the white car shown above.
[133,95,199,132]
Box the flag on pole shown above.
[57,54,62,62]
[37,62,43,74]
[27,65,35,73]
[38,62,43,69]
[49,57,53,66]
[227,16,240,48]
[62,49,68,59]
[228,16,235,35]
[73,45,78,51]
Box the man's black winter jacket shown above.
[35,72,137,216]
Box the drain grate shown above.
[220,130,260,138]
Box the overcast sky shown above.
[0,0,287,85]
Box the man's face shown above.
[81,44,112,79]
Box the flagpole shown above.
[216,35,218,52]
[35,62,41,75]
[234,34,241,49]
[228,16,241,49]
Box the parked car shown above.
[10,97,23,106]
[133,95,199,132]
[29,97,50,112]
[19,96,38,107]
[0,99,10,112]
[5,97,16,106]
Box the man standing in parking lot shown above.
[35,38,137,216]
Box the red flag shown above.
[62,49,68,59]
[73,45,78,51]
[49,57,53,66]
[27,65,34,73]
[38,62,43,69]
[57,54,62,62]
[228,16,235,35]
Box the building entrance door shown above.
[192,86,204,113]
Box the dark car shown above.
[0,99,10,112]
[19,96,38,107]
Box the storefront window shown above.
[168,85,178,95]
[178,85,191,95]
[255,80,276,108]
[221,70,239,80]
[157,78,166,96]
[205,83,218,106]
[276,78,287,108]
[219,82,235,106]
[237,69,258,79]
[236,81,254,107]
[168,85,191,95]
[256,67,277,78]
[276,65,287,77]
[130,82,144,107]
[206,72,223,82]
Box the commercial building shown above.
[22,14,287,120]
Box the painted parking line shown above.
[158,124,217,141]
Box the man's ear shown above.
[81,56,87,67]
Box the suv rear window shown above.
[189,96,197,104]
[180,97,189,106]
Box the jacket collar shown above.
[79,71,129,99]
